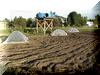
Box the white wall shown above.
[87,21,94,27]
[0,21,7,30]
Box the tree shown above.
[4,18,10,28]
[67,11,87,26]
[53,17,62,26]
[26,18,35,27]
[13,16,26,28]
[94,15,100,28]
[53,15,66,27]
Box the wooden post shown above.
[35,18,53,35]
[36,19,39,34]
[43,19,46,35]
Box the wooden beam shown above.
[35,18,53,35]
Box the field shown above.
[1,31,100,75]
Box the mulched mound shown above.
[67,28,79,33]
[51,29,67,36]
[3,31,28,44]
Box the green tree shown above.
[53,18,62,26]
[67,11,87,26]
[12,16,27,31]
[94,15,100,28]
[26,18,35,27]
[4,18,14,29]
[4,18,10,28]
[13,16,26,28]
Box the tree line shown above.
[4,11,100,29]
[5,17,35,29]
[67,11,87,27]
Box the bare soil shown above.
[1,32,100,75]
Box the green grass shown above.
[52,26,97,32]
[1,26,97,37]
[75,26,97,32]
[23,26,98,36]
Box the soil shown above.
[1,32,100,75]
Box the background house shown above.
[86,21,94,27]
[0,21,7,30]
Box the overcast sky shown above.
[0,0,99,20]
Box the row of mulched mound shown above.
[1,30,100,75]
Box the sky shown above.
[0,0,99,20]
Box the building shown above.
[86,21,94,27]
[0,21,8,30]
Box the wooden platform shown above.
[35,18,53,35]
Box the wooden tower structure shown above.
[35,18,53,35]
